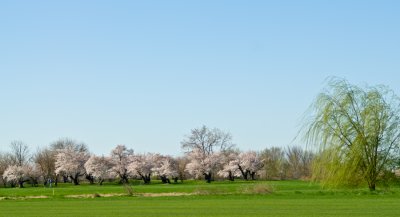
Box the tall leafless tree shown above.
[261,147,286,180]
[34,147,56,186]
[10,141,30,167]
[285,146,314,180]
[181,125,234,155]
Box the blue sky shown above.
[1,0,399,156]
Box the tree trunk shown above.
[369,182,376,191]
[160,176,171,184]
[145,175,151,184]
[204,173,212,183]
[160,176,168,183]
[30,178,38,187]
[18,180,24,188]
[179,173,185,183]
[228,171,235,181]
[140,174,151,184]
[250,172,256,180]
[86,174,95,184]
[73,178,79,185]
[99,179,104,186]
[119,174,129,184]
[70,176,80,185]
[238,166,248,180]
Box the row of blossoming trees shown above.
[0,126,314,187]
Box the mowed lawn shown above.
[1,181,400,217]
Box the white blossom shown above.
[128,153,160,184]
[2,165,29,187]
[231,151,264,180]
[55,146,89,185]
[84,155,112,185]
[152,156,179,183]
[185,148,221,182]
[109,145,134,183]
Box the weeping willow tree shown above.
[304,78,400,191]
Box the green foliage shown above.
[303,78,400,190]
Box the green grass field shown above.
[1,180,400,217]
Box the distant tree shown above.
[24,164,41,187]
[175,156,190,182]
[235,151,264,180]
[9,141,30,166]
[2,165,29,188]
[217,150,240,181]
[182,126,234,183]
[50,138,79,150]
[285,146,301,179]
[185,148,221,183]
[284,146,314,180]
[50,138,88,184]
[260,147,286,180]
[109,145,134,184]
[299,148,314,179]
[55,143,89,185]
[84,155,112,185]
[303,78,400,190]
[34,147,56,186]
[181,125,234,155]
[0,153,13,187]
[152,156,179,183]
[128,153,160,184]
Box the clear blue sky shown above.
[1,0,399,156]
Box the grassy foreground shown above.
[1,181,400,217]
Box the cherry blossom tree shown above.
[3,142,40,187]
[235,151,264,180]
[0,153,13,187]
[185,148,222,183]
[217,162,239,181]
[182,126,233,183]
[128,153,160,184]
[152,156,179,183]
[55,145,89,185]
[2,165,29,188]
[109,145,134,184]
[25,164,41,187]
[220,151,264,181]
[84,155,112,185]
[217,151,240,181]
[51,138,88,185]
